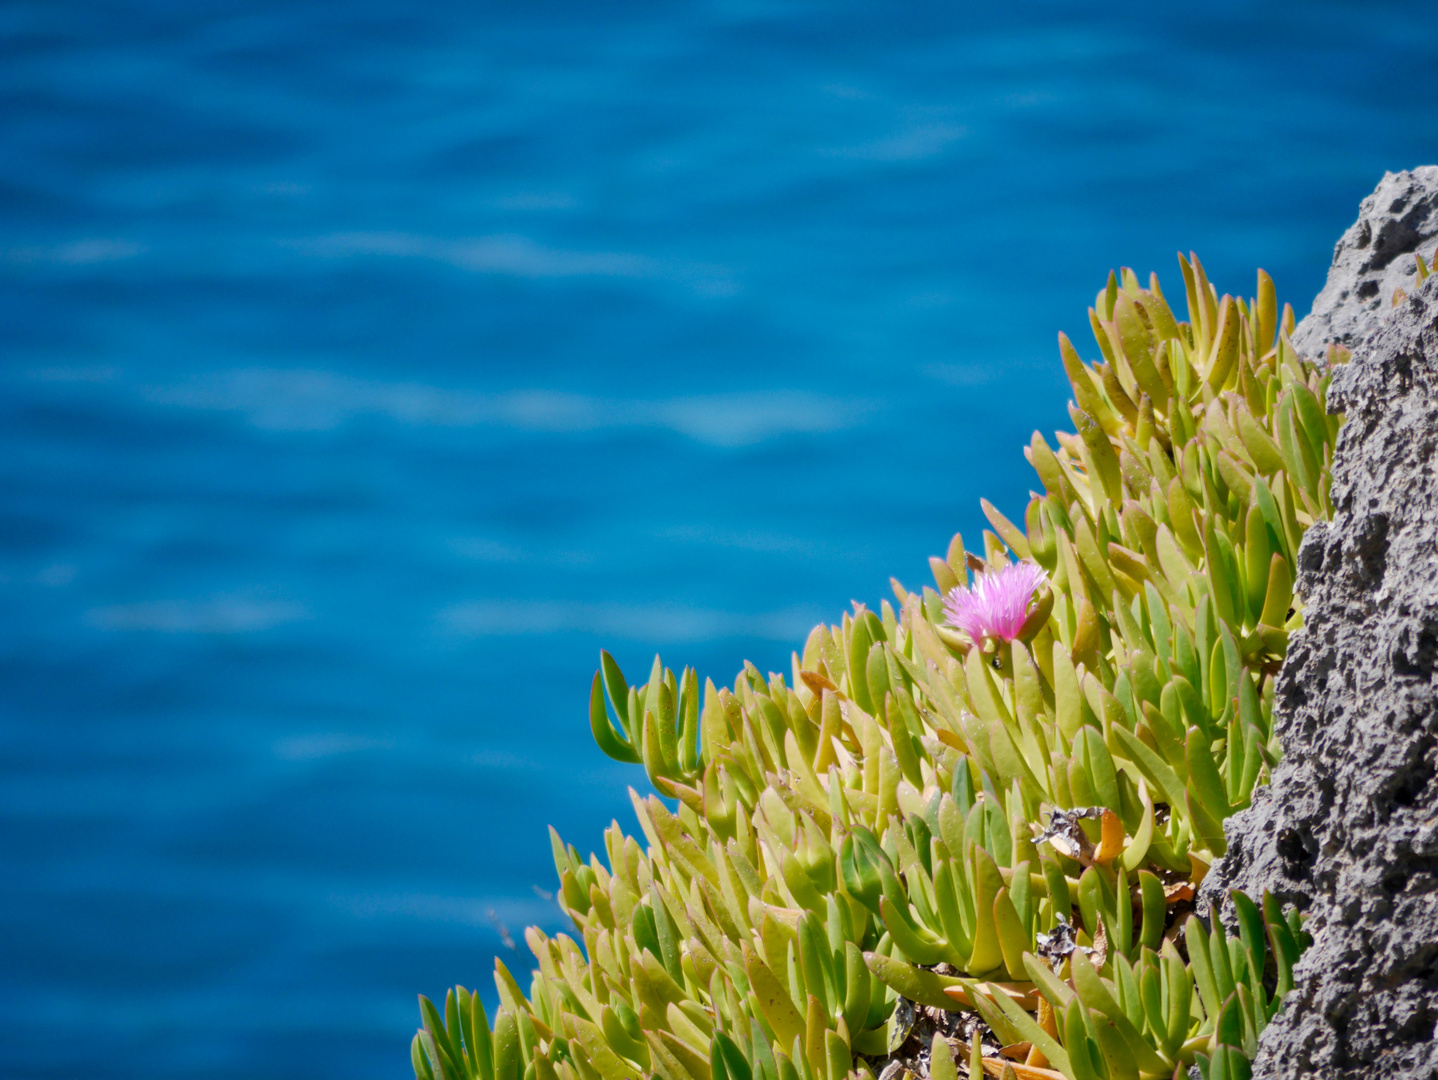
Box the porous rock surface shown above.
[1290,166,1438,361]
[1201,183,1438,1078]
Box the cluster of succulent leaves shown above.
[413,255,1337,1080]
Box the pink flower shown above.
[942,561,1048,644]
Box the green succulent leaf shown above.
[863,952,964,1011]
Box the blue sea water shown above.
[2,2,1436,1076]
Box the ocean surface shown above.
[2,2,1435,1076]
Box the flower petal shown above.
[942,562,1048,643]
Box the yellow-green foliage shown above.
[412,255,1336,1080]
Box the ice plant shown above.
[941,561,1047,644]
[411,255,1333,1080]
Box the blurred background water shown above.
[2,2,1436,1076]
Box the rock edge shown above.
[1202,170,1438,1080]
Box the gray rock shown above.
[1290,166,1438,362]
[1201,264,1438,1078]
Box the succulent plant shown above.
[1390,243,1437,308]
[412,254,1335,1080]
